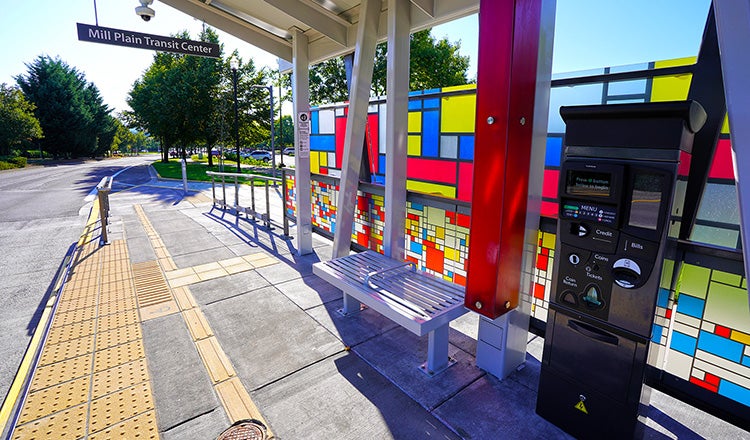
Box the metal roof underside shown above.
[159,0,479,65]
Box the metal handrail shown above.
[206,171,288,236]
[96,176,113,245]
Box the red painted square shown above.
[665,308,672,319]
[407,158,457,184]
[536,254,548,271]
[457,214,471,228]
[357,232,368,247]
[367,114,379,174]
[454,274,467,286]
[541,201,558,218]
[704,373,720,386]
[678,150,692,177]
[425,247,445,274]
[690,376,718,393]
[406,255,418,265]
[533,282,546,299]
[715,325,731,338]
[542,169,559,199]
[458,162,474,202]
[335,116,347,169]
[708,138,735,179]
[541,247,548,256]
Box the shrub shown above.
[9,156,27,167]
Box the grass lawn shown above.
[151,160,276,184]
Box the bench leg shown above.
[421,324,455,376]
[341,293,361,315]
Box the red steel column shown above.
[465,0,543,319]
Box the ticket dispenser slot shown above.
[536,101,706,440]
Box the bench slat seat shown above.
[313,250,468,375]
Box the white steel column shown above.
[332,0,381,259]
[383,0,411,260]
[292,27,313,255]
[714,1,750,300]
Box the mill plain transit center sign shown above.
[77,23,220,58]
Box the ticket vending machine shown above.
[536,101,706,439]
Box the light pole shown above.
[230,58,240,174]
[251,84,276,178]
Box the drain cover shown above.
[217,419,267,440]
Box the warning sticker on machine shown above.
[574,400,589,414]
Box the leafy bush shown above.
[10,156,27,167]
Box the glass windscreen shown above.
[628,172,664,230]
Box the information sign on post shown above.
[297,112,311,159]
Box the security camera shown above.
[136,0,155,21]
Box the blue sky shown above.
[0,0,710,114]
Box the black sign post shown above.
[77,23,220,58]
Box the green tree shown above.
[0,83,43,156]
[16,56,111,158]
[309,29,472,105]
[128,29,223,162]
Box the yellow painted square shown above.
[408,111,422,133]
[651,57,696,103]
[442,84,477,93]
[408,135,421,156]
[542,232,556,250]
[435,226,445,240]
[310,152,320,174]
[441,94,476,133]
[320,151,327,166]
[445,247,458,262]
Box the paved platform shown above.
[2,176,749,439]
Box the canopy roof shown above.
[159,0,478,64]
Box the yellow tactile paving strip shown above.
[11,240,159,440]
[133,204,275,436]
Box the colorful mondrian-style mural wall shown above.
[287,57,749,409]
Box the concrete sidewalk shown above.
[5,179,749,439]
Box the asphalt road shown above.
[0,155,155,405]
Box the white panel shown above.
[379,104,388,154]
[318,109,336,134]
[335,107,345,116]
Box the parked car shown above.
[245,150,272,162]
[283,147,295,155]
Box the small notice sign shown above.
[574,400,588,414]
[77,23,220,58]
[297,112,311,159]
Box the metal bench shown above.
[312,250,468,375]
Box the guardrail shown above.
[206,171,289,236]
[96,176,113,244]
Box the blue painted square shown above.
[408,99,422,110]
[545,136,562,167]
[423,98,440,109]
[311,135,335,152]
[459,136,475,160]
[411,202,423,210]
[422,110,440,157]
[678,295,705,319]
[424,88,441,95]
[410,240,423,254]
[651,324,663,343]
[718,380,750,407]
[409,90,423,96]
[670,331,697,356]
[742,356,750,368]
[657,287,670,308]
[697,330,743,362]
[378,156,386,175]
[373,175,385,185]
[311,110,319,134]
